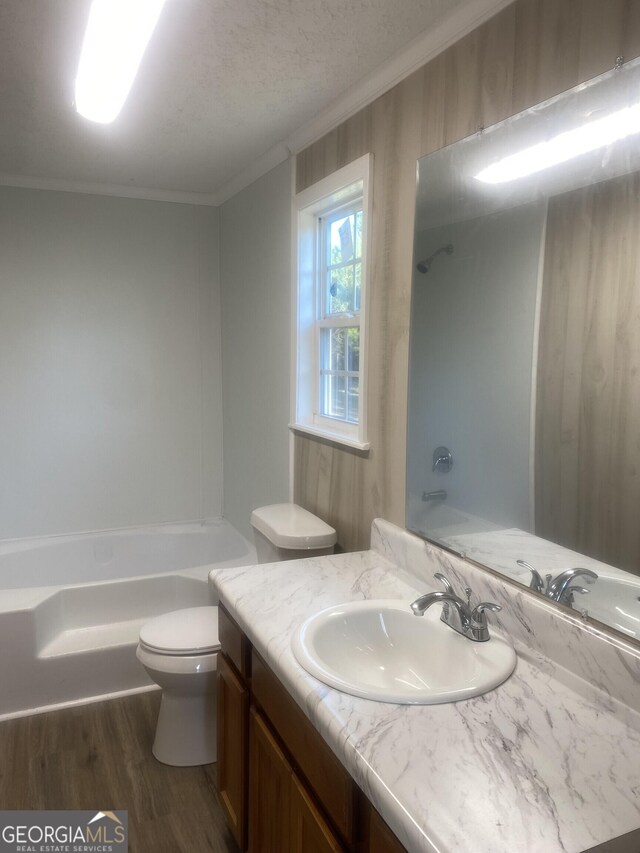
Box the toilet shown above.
[137,503,336,766]
[136,606,220,766]
[250,503,337,562]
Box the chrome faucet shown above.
[432,447,453,473]
[422,489,447,502]
[410,572,501,642]
[516,560,598,608]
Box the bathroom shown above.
[1,1,640,852]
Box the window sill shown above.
[289,423,370,452]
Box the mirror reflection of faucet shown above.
[516,559,598,609]
[432,446,453,473]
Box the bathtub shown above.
[0,519,255,720]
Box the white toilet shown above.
[137,503,336,766]
[250,503,337,562]
[136,606,220,766]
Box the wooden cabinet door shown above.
[217,652,249,851]
[368,807,407,853]
[248,708,292,853]
[252,650,356,845]
[290,774,346,853]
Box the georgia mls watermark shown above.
[0,811,128,853]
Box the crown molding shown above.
[0,173,221,206]
[284,0,513,155]
[217,0,513,204]
[214,142,291,205]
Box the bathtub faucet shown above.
[422,489,447,502]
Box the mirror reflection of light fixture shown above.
[475,103,640,183]
[75,0,166,124]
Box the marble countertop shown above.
[209,526,640,853]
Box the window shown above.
[292,154,372,450]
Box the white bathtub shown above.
[0,519,255,720]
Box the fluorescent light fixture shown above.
[75,0,166,124]
[475,103,640,183]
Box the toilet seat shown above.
[139,606,220,656]
[136,643,218,675]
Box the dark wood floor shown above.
[0,691,238,853]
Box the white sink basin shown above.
[583,575,640,639]
[292,599,516,704]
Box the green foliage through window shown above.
[319,204,363,425]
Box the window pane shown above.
[328,214,354,266]
[319,326,359,423]
[354,262,361,312]
[355,210,362,258]
[327,264,354,314]
[347,376,359,424]
[321,328,346,372]
[347,327,359,372]
[321,373,346,419]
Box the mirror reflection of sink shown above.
[292,600,516,704]
[583,576,640,639]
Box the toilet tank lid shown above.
[250,503,337,550]
[139,606,220,655]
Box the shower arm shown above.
[416,243,454,274]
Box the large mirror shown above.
[407,57,640,641]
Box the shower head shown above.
[416,243,453,274]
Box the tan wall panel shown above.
[294,0,640,551]
[536,173,640,576]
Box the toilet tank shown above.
[250,504,337,563]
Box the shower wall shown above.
[0,186,223,540]
[408,202,546,531]
[219,161,291,539]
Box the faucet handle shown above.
[565,585,590,596]
[558,584,591,607]
[517,559,545,593]
[471,601,502,619]
[469,601,501,641]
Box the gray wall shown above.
[220,160,292,538]
[0,186,223,539]
[408,202,545,533]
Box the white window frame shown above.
[290,153,372,451]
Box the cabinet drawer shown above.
[219,603,251,678]
[251,649,356,846]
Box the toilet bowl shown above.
[136,606,220,766]
[138,505,335,767]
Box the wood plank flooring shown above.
[0,691,238,853]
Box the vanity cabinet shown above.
[364,808,408,853]
[248,708,292,852]
[249,707,346,853]
[216,604,408,853]
[290,773,347,853]
[217,651,249,851]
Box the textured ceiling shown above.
[0,0,470,196]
